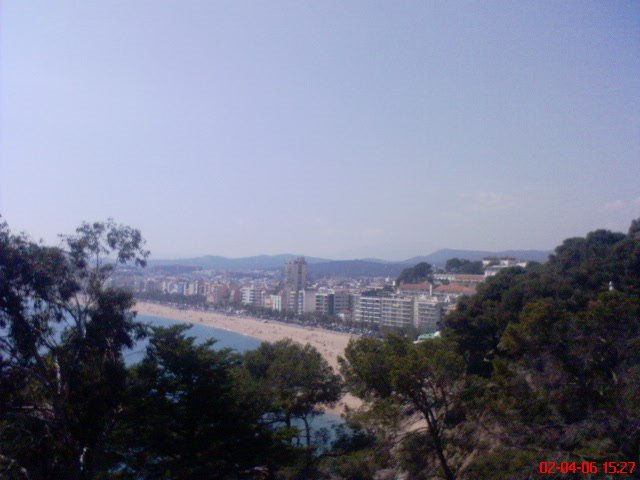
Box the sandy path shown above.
[134,301,362,414]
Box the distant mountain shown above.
[147,254,329,271]
[147,265,203,275]
[309,260,407,278]
[404,249,551,267]
[357,257,397,264]
[147,249,551,276]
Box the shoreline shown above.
[134,301,362,414]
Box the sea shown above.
[125,314,263,364]
[130,314,344,444]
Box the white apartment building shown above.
[379,297,414,329]
[354,294,445,332]
[333,291,352,315]
[267,294,282,312]
[353,295,382,326]
[302,289,316,313]
[483,257,528,277]
[241,286,267,307]
[414,297,443,333]
[315,291,332,315]
[283,289,304,314]
[186,281,199,296]
[314,290,353,317]
[241,286,255,305]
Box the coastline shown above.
[134,301,362,414]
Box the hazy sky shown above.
[1,1,639,260]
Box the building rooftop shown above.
[433,284,476,295]
[398,283,432,291]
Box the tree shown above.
[396,262,433,285]
[242,340,343,479]
[243,339,342,448]
[323,416,394,480]
[444,258,484,275]
[116,325,281,479]
[0,219,149,479]
[340,334,467,480]
[442,218,640,477]
[494,291,640,465]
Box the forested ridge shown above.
[340,219,640,479]
[1,218,638,479]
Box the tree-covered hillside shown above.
[339,219,640,479]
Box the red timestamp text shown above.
[539,461,636,475]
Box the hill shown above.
[404,249,551,267]
[147,249,551,276]
[147,254,329,271]
[309,260,407,278]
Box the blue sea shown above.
[129,314,344,443]
[124,314,263,364]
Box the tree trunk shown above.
[302,416,312,447]
[422,407,455,480]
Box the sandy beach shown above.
[134,301,362,414]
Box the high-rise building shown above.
[285,257,307,291]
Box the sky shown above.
[1,1,639,260]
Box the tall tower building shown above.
[285,257,307,291]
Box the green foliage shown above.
[319,403,398,480]
[445,258,484,274]
[0,219,148,479]
[461,448,541,480]
[338,218,640,479]
[243,339,342,448]
[0,220,322,479]
[340,334,466,480]
[324,448,385,480]
[442,218,640,476]
[340,337,395,399]
[240,340,344,479]
[3,216,640,480]
[115,325,281,479]
[396,262,433,285]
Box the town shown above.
[111,256,529,336]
